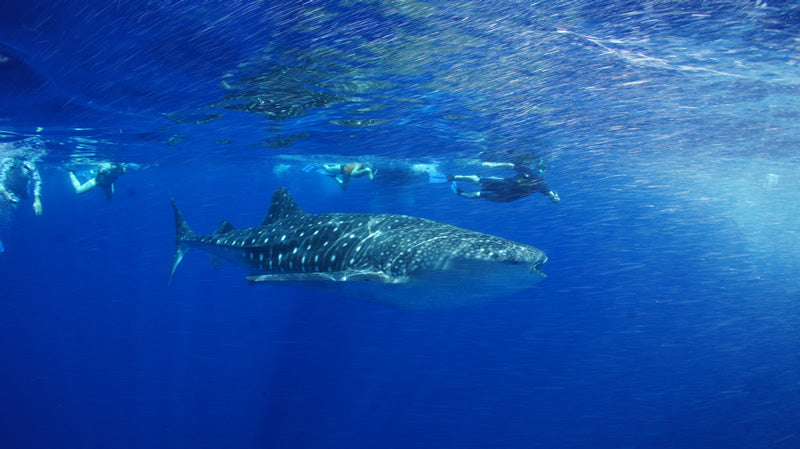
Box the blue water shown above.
[2,1,800,448]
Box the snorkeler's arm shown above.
[451,174,481,184]
[321,163,341,176]
[33,194,42,215]
[69,171,98,194]
[0,185,12,202]
[30,165,42,198]
[0,160,11,200]
[30,165,43,215]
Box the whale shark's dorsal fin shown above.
[262,187,307,225]
[214,220,236,235]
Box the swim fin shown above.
[303,163,334,176]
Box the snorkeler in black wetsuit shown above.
[448,161,560,204]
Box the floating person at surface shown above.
[448,160,560,204]
[69,161,126,200]
[321,162,376,190]
[0,156,43,216]
[0,139,45,252]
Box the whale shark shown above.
[170,187,548,309]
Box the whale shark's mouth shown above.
[529,256,548,277]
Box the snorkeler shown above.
[321,162,376,190]
[448,160,560,204]
[0,156,43,253]
[0,156,43,215]
[69,161,126,200]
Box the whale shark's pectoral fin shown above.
[246,270,397,285]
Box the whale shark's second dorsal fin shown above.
[214,220,236,235]
[262,187,307,225]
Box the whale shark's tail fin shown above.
[169,195,195,284]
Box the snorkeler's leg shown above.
[458,190,481,199]
[322,164,341,176]
[450,175,481,184]
[450,181,481,199]
[33,195,42,216]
